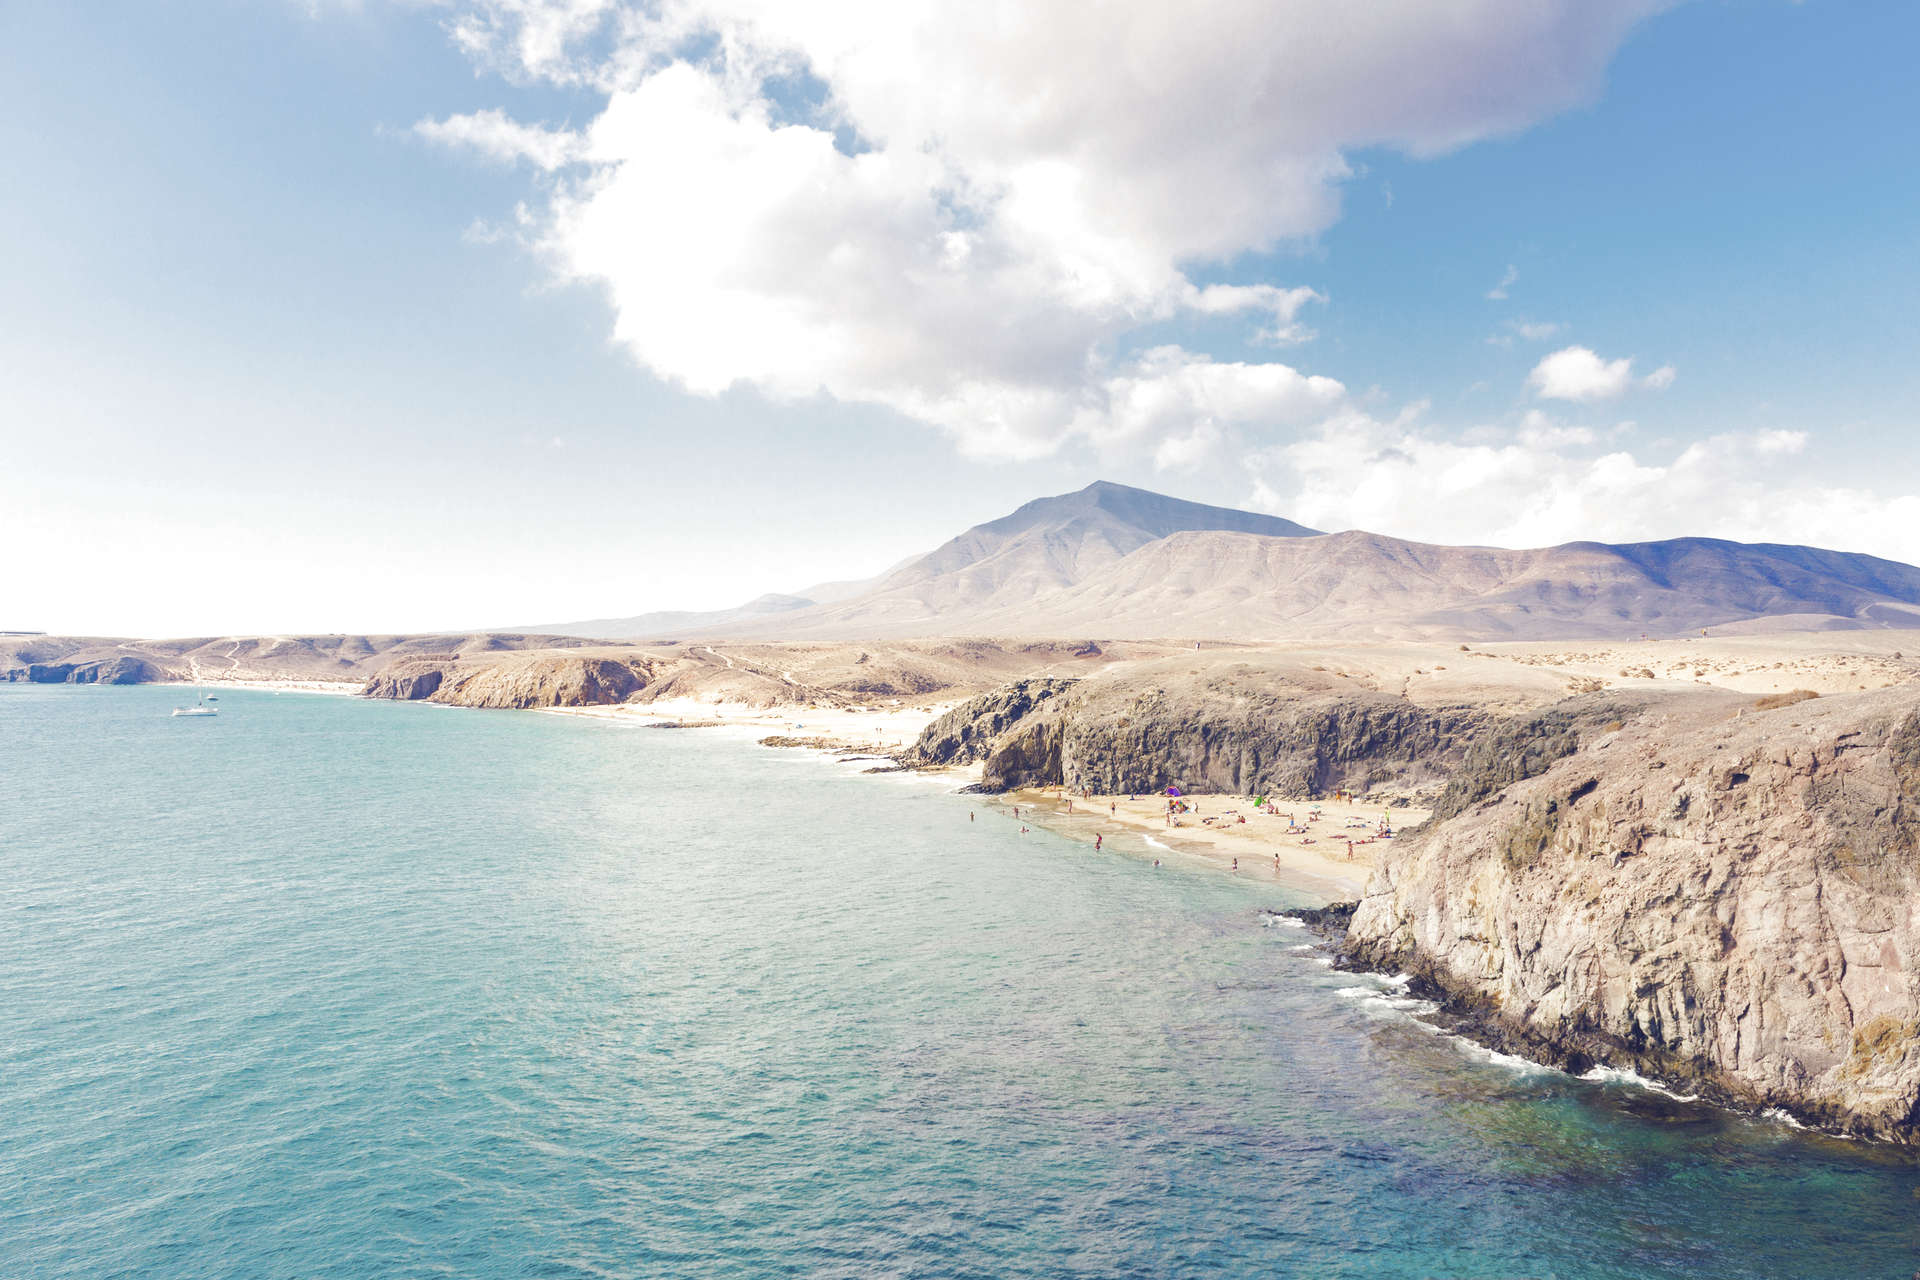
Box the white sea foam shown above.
[1287,944,1314,952]
[1458,1040,1561,1078]
[1579,1066,1700,1103]
[1143,836,1172,851]
[1334,985,1439,1018]
[1761,1107,1810,1132]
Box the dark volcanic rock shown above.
[364,661,447,701]
[907,677,1079,767]
[929,669,1489,798]
[90,656,159,684]
[22,657,159,684]
[1427,694,1661,821]
[361,653,648,709]
[1047,692,1481,798]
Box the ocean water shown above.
[3,685,1917,1280]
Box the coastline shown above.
[160,677,362,696]
[999,788,1427,899]
[540,696,951,752]
[548,697,1405,899]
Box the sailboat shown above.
[172,691,219,717]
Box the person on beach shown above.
[970,812,974,822]
[1232,858,1239,871]
[1095,834,1103,850]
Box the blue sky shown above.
[4,0,1916,635]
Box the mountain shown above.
[529,480,1920,643]
[528,481,1320,639]
[519,592,820,642]
[905,528,1920,641]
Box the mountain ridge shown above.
[525,481,1920,643]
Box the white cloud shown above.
[1486,263,1519,300]
[1516,411,1596,449]
[1183,283,1323,345]
[427,0,1674,457]
[414,108,583,170]
[1486,318,1562,348]
[1247,417,1920,564]
[1528,345,1673,402]
[1154,421,1224,472]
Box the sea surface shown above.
[3,684,1917,1279]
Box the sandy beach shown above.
[994,786,1430,896]
[161,677,362,696]
[542,696,951,752]
[548,695,1424,896]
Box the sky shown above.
[3,0,1918,636]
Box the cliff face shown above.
[910,662,1492,800]
[1344,689,1920,1142]
[362,654,651,710]
[13,656,160,684]
[909,678,1079,766]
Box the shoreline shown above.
[540,696,951,752]
[159,677,362,696]
[548,697,1395,900]
[996,787,1425,899]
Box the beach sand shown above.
[999,787,1430,897]
[543,696,949,752]
[551,699,1415,897]
[161,678,362,696]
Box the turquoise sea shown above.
[3,684,1917,1278]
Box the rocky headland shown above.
[1337,684,1920,1143]
[906,655,1522,801]
[904,655,1920,1143]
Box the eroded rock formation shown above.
[14,656,161,684]
[909,665,1488,800]
[361,653,650,709]
[1344,688,1920,1142]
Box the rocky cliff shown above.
[910,678,1080,766]
[909,659,1495,799]
[1344,687,1920,1143]
[361,653,652,710]
[10,656,161,684]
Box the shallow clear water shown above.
[3,684,1917,1279]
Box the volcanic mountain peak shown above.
[526,482,1920,643]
